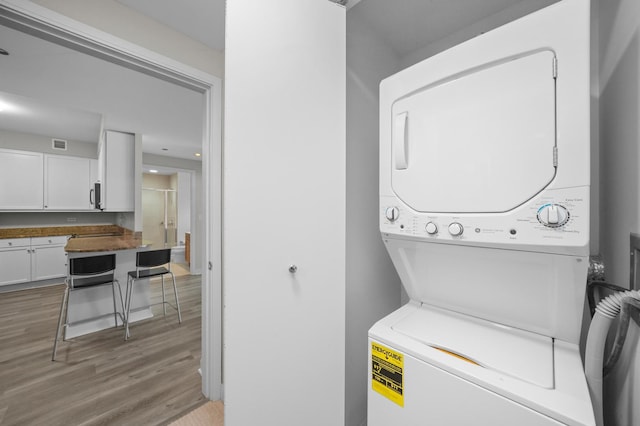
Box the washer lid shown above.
[392,304,553,389]
[390,50,557,213]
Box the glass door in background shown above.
[142,188,177,248]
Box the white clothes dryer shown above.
[369,0,594,424]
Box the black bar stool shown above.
[52,253,125,361]
[124,248,182,340]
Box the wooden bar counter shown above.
[0,225,154,338]
[65,233,145,253]
[64,231,153,339]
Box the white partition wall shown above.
[224,1,346,425]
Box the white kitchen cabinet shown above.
[0,236,68,286]
[44,154,94,210]
[30,236,68,281]
[0,149,44,209]
[224,2,345,425]
[98,130,134,211]
[0,239,32,286]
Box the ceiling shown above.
[0,23,204,160]
[0,0,558,161]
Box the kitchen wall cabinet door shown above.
[224,1,345,425]
[0,149,44,210]
[44,155,93,210]
[0,239,32,286]
[99,131,134,212]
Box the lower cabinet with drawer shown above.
[0,236,68,286]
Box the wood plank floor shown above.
[169,400,223,426]
[0,274,205,426]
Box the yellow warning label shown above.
[371,342,404,407]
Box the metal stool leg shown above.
[161,275,167,316]
[112,279,126,327]
[125,276,135,341]
[111,280,118,327]
[171,272,182,323]
[52,283,70,361]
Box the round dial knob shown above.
[448,222,464,236]
[425,222,438,235]
[385,207,400,222]
[537,204,570,228]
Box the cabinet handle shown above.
[90,188,95,205]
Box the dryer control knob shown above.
[448,222,464,236]
[425,222,438,235]
[385,207,400,222]
[537,204,570,227]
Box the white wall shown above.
[177,171,191,245]
[598,0,640,288]
[224,2,345,424]
[0,211,117,227]
[0,129,97,158]
[399,0,558,69]
[597,0,640,424]
[345,10,403,426]
[30,0,224,78]
[590,0,601,257]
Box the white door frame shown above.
[0,0,223,400]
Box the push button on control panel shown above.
[448,222,464,236]
[425,222,438,235]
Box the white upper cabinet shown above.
[0,148,100,211]
[99,130,134,212]
[0,148,44,209]
[44,154,94,210]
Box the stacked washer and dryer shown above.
[368,1,595,425]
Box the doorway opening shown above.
[0,1,223,402]
[142,166,197,277]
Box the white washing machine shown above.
[368,1,595,425]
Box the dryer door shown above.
[391,50,556,213]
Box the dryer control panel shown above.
[380,186,588,255]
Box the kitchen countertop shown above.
[64,233,146,253]
[0,225,146,253]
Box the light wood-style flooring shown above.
[0,273,205,425]
[170,400,223,426]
